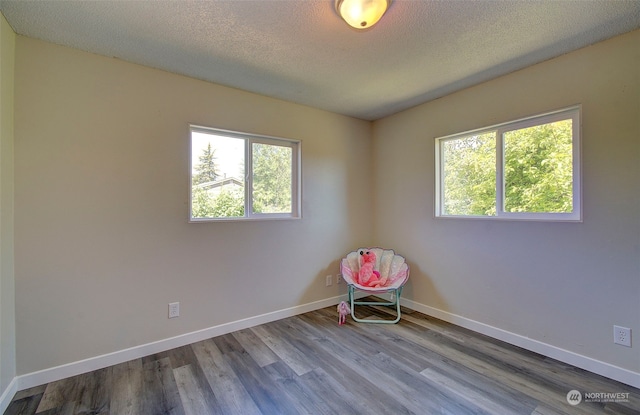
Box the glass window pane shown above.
[252,143,292,214]
[191,132,245,218]
[503,119,573,213]
[442,132,496,216]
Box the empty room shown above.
[0,1,638,414]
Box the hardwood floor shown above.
[6,300,640,415]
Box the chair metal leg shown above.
[348,285,403,324]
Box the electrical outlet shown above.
[336,274,343,284]
[169,302,180,319]
[325,275,332,286]
[613,325,631,347]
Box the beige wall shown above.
[0,13,16,395]
[14,37,372,375]
[372,29,640,372]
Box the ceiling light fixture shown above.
[335,0,390,30]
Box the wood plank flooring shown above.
[6,300,640,415]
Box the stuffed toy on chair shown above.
[357,249,382,287]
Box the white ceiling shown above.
[2,0,639,120]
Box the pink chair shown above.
[340,248,409,323]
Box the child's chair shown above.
[340,247,409,324]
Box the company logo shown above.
[566,390,582,406]
[566,389,630,406]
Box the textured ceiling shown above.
[1,0,639,120]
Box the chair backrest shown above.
[340,247,409,290]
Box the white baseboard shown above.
[14,295,345,393]
[0,377,18,414]
[401,298,640,389]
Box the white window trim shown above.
[435,106,582,222]
[189,125,301,222]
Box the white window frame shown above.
[189,125,301,222]
[435,106,582,221]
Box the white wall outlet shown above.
[613,325,631,347]
[169,302,180,319]
[337,274,343,284]
[325,275,332,286]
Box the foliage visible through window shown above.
[503,120,573,213]
[190,126,300,221]
[436,106,581,221]
[442,132,497,216]
[252,143,292,214]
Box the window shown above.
[190,125,300,221]
[435,106,581,221]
